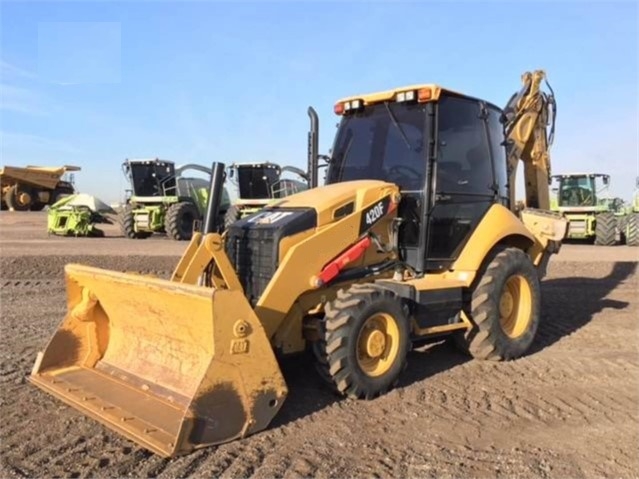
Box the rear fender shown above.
[452,204,537,284]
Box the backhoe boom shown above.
[502,70,556,210]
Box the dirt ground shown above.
[1,211,638,478]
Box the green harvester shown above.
[620,176,639,246]
[223,162,309,229]
[550,172,625,246]
[119,158,230,241]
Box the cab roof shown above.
[552,173,609,178]
[335,83,502,111]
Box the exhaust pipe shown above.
[202,162,226,234]
[307,107,319,189]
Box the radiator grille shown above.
[225,227,278,306]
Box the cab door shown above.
[424,94,497,271]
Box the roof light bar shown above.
[417,88,432,102]
[396,90,416,103]
[334,99,364,115]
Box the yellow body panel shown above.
[452,204,536,279]
[270,179,400,226]
[403,204,560,305]
[257,181,400,339]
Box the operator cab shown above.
[553,173,609,208]
[124,159,177,197]
[326,86,509,273]
[231,163,281,200]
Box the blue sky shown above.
[1,0,637,203]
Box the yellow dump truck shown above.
[0,164,81,211]
[30,71,566,457]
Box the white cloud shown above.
[0,60,37,80]
[0,84,48,116]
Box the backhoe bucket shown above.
[30,264,288,457]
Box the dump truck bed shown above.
[0,165,81,190]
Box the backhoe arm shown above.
[502,70,556,211]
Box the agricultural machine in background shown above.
[47,194,115,237]
[550,173,624,245]
[620,176,639,246]
[223,162,309,228]
[119,158,231,240]
[0,164,80,211]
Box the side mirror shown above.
[603,176,610,185]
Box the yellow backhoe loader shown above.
[30,70,567,457]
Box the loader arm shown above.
[502,70,556,211]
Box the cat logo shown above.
[248,211,294,225]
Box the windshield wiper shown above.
[384,102,412,150]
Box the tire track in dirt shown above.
[1,279,59,289]
[1,258,637,478]
[0,255,176,281]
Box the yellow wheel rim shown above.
[499,275,532,338]
[356,312,400,377]
[17,192,31,206]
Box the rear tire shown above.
[594,212,616,246]
[165,202,199,241]
[454,247,541,361]
[626,213,639,247]
[224,204,242,230]
[314,283,410,399]
[119,205,152,239]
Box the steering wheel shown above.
[579,187,593,206]
[389,165,421,180]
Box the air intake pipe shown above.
[202,162,226,234]
[307,106,319,189]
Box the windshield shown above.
[326,102,427,190]
[237,165,280,199]
[558,176,596,207]
[129,162,175,197]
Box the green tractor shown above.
[550,172,623,246]
[222,161,309,228]
[621,176,639,246]
[119,158,230,240]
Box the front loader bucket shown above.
[30,264,288,457]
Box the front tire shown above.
[594,212,616,246]
[165,202,199,241]
[626,213,639,246]
[119,205,152,239]
[314,284,410,400]
[223,204,242,230]
[455,247,541,361]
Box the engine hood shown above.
[266,180,400,227]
